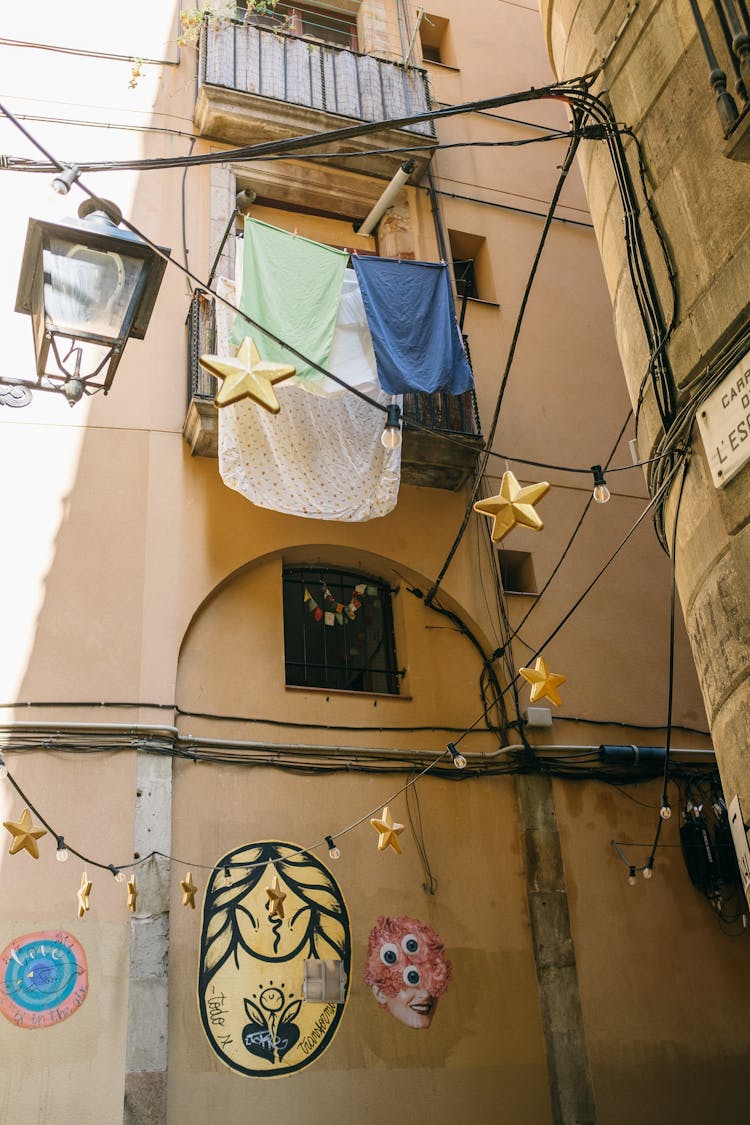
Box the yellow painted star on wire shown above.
[266,875,286,920]
[127,876,138,913]
[77,872,93,918]
[181,871,198,909]
[370,806,405,854]
[199,335,296,413]
[2,808,47,859]
[473,470,551,544]
[519,656,567,707]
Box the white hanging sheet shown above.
[214,277,401,522]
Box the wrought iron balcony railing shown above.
[184,291,483,489]
[197,17,436,137]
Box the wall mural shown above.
[198,841,351,1077]
[364,916,452,1030]
[0,930,88,1029]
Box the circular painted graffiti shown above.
[198,841,351,1077]
[0,931,88,1028]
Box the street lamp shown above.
[11,197,168,406]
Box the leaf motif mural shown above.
[198,841,351,1078]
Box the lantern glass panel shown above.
[44,237,148,341]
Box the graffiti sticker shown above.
[364,916,452,1030]
[0,931,88,1028]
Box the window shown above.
[448,229,494,303]
[497,549,537,595]
[283,567,400,694]
[238,2,358,50]
[418,13,452,66]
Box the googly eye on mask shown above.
[379,943,399,966]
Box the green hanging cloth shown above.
[231,217,348,384]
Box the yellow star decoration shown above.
[473,470,551,544]
[199,336,296,413]
[77,871,93,918]
[2,808,47,859]
[266,875,286,920]
[519,656,567,707]
[127,876,138,913]
[181,871,198,909]
[370,806,405,854]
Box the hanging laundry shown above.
[231,217,348,385]
[216,278,401,522]
[302,268,380,398]
[352,257,474,396]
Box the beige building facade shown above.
[0,2,749,1123]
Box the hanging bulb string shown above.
[485,451,688,714]
[500,410,633,655]
[0,747,453,878]
[3,768,120,873]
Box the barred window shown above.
[283,567,400,694]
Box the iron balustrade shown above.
[186,291,482,440]
[198,16,436,137]
[689,0,750,134]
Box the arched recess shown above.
[176,544,503,754]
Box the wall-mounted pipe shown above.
[355,160,415,237]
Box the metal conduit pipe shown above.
[0,722,715,763]
[355,159,416,236]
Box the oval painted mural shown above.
[198,841,351,1077]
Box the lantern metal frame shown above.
[9,197,168,407]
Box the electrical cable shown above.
[0,100,681,484]
[424,119,585,606]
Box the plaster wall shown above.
[0,1,745,1123]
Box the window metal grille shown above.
[283,567,400,694]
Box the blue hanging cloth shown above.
[352,257,474,396]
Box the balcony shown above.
[688,0,750,161]
[183,292,483,491]
[194,18,438,179]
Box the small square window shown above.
[497,549,537,595]
[418,12,452,66]
[283,567,400,694]
[448,229,494,304]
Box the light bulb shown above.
[591,464,610,504]
[628,867,637,886]
[115,869,127,884]
[660,804,672,820]
[50,163,81,196]
[381,402,402,449]
[325,835,341,860]
[447,742,467,770]
[0,755,7,779]
[55,837,69,863]
[642,865,653,880]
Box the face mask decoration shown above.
[198,842,350,1076]
[363,915,452,1029]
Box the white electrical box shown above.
[729,794,750,908]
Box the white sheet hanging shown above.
[213,277,401,522]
